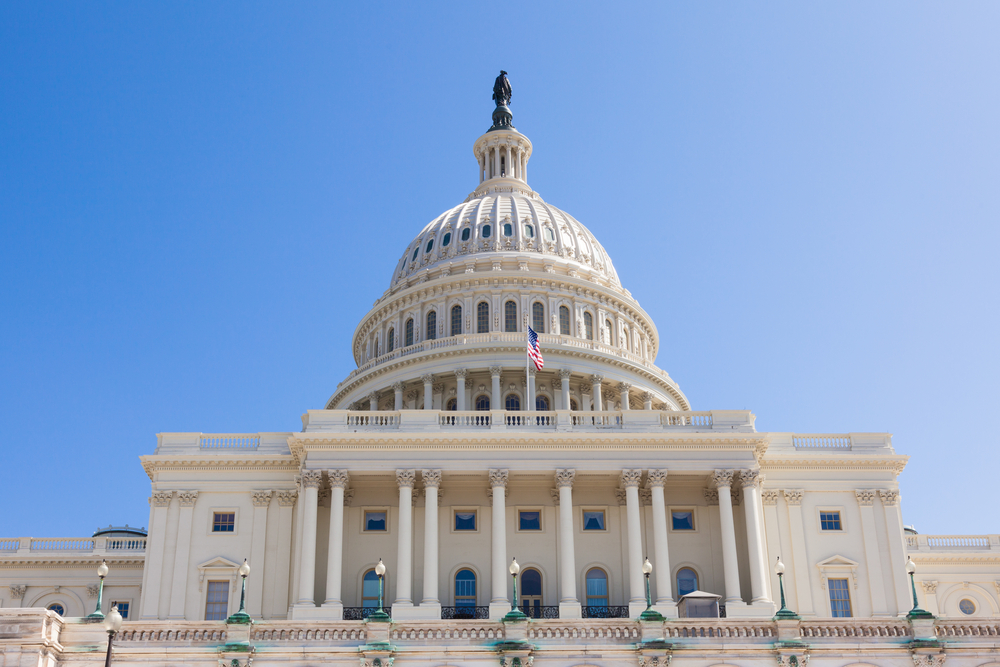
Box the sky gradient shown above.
[1,2,998,537]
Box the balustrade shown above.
[440,605,490,619]
[793,434,851,449]
[30,538,94,551]
[199,434,260,449]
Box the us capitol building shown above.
[2,74,999,667]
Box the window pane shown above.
[405,319,414,346]
[455,511,476,530]
[671,510,695,530]
[820,511,842,531]
[559,306,570,335]
[677,568,698,596]
[583,510,605,530]
[829,578,852,617]
[426,311,437,340]
[532,302,544,333]
[585,569,608,604]
[212,513,235,532]
[505,394,520,411]
[504,301,517,332]
[521,569,542,595]
[482,224,491,238]
[442,232,451,247]
[365,511,387,531]
[451,305,462,336]
[205,581,229,620]
[525,225,534,238]
[519,511,541,530]
[504,223,512,237]
[477,301,489,333]
[387,329,394,352]
[113,602,129,619]
[584,312,593,340]
[426,240,434,253]
[475,395,490,411]
[461,228,470,241]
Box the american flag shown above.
[527,326,544,370]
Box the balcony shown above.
[581,605,630,619]
[343,607,391,620]
[0,536,147,555]
[440,606,490,620]
[906,534,1000,552]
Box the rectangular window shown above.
[205,581,229,620]
[519,510,541,531]
[212,512,235,532]
[820,511,842,531]
[454,510,477,531]
[364,510,387,531]
[829,578,852,617]
[582,510,605,531]
[111,601,130,619]
[671,510,695,530]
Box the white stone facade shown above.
[2,82,999,667]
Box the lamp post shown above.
[87,560,110,620]
[905,557,933,619]
[638,556,665,622]
[503,557,527,621]
[773,556,799,620]
[367,559,391,622]
[226,559,252,624]
[102,604,122,667]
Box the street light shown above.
[905,557,933,619]
[87,560,110,620]
[367,559,391,622]
[226,559,252,624]
[637,556,664,622]
[773,556,799,620]
[102,604,122,667]
[503,557,528,621]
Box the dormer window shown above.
[503,223,513,237]
[412,247,419,261]
[482,224,491,239]
[426,239,434,253]
[544,227,555,242]
[442,232,451,247]
[525,225,534,238]
[461,228,471,241]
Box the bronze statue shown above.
[492,70,511,107]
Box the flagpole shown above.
[526,326,530,409]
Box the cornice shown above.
[140,455,298,480]
[907,554,1000,565]
[0,558,145,568]
[761,456,908,475]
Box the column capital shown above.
[301,470,324,488]
[396,469,416,488]
[761,490,779,505]
[855,489,877,506]
[490,365,503,377]
[590,374,604,384]
[642,391,655,402]
[151,490,174,507]
[620,468,643,488]
[704,487,719,505]
[740,469,764,489]
[367,390,379,401]
[879,489,900,506]
[618,381,632,392]
[527,367,537,377]
[782,489,804,506]
[392,381,405,392]
[646,469,668,488]
[250,490,272,507]
[177,490,199,507]
[328,469,350,489]
[276,489,298,506]
[554,469,576,488]
[454,368,468,379]
[489,468,509,488]
[421,373,434,384]
[559,369,572,380]
[422,469,442,487]
[712,469,735,489]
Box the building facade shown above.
[2,77,999,667]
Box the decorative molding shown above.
[301,470,324,489]
[704,488,719,505]
[454,369,468,379]
[420,374,434,384]
[620,469,643,488]
[86,584,99,599]
[276,490,298,507]
[642,391,655,403]
[328,469,350,489]
[343,488,356,507]
[639,488,652,506]
[712,470,735,489]
[646,469,667,488]
[782,489,804,506]
[9,584,26,599]
[776,654,809,667]
[490,366,503,378]
[489,468,509,488]
[855,489,877,506]
[590,374,604,385]
[880,489,900,506]
[177,490,199,507]
[761,490,779,506]
[912,655,944,667]
[396,469,416,488]
[360,657,394,667]
[921,580,938,594]
[550,488,561,503]
[559,369,572,380]
[615,488,628,506]
[250,490,272,507]
[421,469,442,487]
[151,491,174,507]
[640,657,670,667]
[391,381,404,392]
[740,469,763,489]
[554,469,575,488]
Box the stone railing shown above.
[390,623,504,641]
[30,538,95,551]
[793,434,852,450]
[906,534,999,551]
[800,619,911,638]
[935,620,1000,637]
[0,536,146,556]
[199,433,260,449]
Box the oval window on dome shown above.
[412,247,419,261]
[442,232,451,247]
[525,225,534,238]
[503,223,512,237]
[482,225,491,239]
[426,239,434,253]
[461,228,471,241]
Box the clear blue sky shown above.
[1,3,997,537]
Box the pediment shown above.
[197,556,240,570]
[817,554,859,568]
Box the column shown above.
[642,392,654,411]
[782,490,814,615]
[490,366,502,409]
[290,476,305,606]
[293,470,322,611]
[522,150,528,182]
[421,470,442,611]
[368,391,378,411]
[505,144,512,177]
[489,468,511,618]
[646,470,677,615]
[713,470,744,606]
[555,469,581,617]
[591,374,604,411]
[621,469,646,613]
[140,490,173,619]
[922,581,940,616]
[422,374,433,410]
[493,144,500,179]
[761,490,783,611]
[560,370,572,410]
[880,490,912,614]
[855,490,888,615]
[167,491,198,618]
[455,370,467,411]
[246,490,271,618]
[527,368,536,411]
[393,382,404,411]
[479,151,485,183]
[740,470,771,606]
[272,490,296,617]
[619,382,631,410]
[323,471,349,611]
[395,470,416,607]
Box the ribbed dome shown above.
[390,191,621,290]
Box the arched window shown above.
[504,301,518,332]
[412,247,419,261]
[451,305,462,336]
[585,568,609,607]
[676,567,698,597]
[584,312,594,340]
[362,569,381,608]
[446,398,457,411]
[426,311,437,341]
[525,224,534,238]
[461,227,471,241]
[405,319,414,347]
[482,224,491,238]
[455,569,477,610]
[605,319,613,345]
[475,395,490,411]
[387,328,395,352]
[503,223,513,236]
[505,393,521,411]
[47,603,65,616]
[570,398,579,411]
[477,301,489,333]
[373,338,380,358]
[532,302,545,333]
[521,568,542,616]
[559,305,570,335]
[426,239,434,253]
[442,232,451,247]
[535,395,549,411]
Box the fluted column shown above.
[323,470,349,611]
[422,374,433,410]
[560,370,572,410]
[713,470,744,606]
[642,392,654,411]
[140,491,173,618]
[395,469,415,607]
[527,368,536,411]
[246,490,270,618]
[455,370,467,411]
[368,392,378,411]
[489,469,511,618]
[880,489,912,614]
[621,469,646,611]
[619,382,632,410]
[591,374,604,411]
[855,489,887,615]
[490,366,502,410]
[555,469,581,617]
[393,382,404,411]
[421,470,442,610]
[647,470,677,614]
[740,470,771,605]
[168,491,199,618]
[293,470,323,611]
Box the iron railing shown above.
[440,605,490,620]
[582,605,629,619]
[343,607,391,620]
[520,605,560,619]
